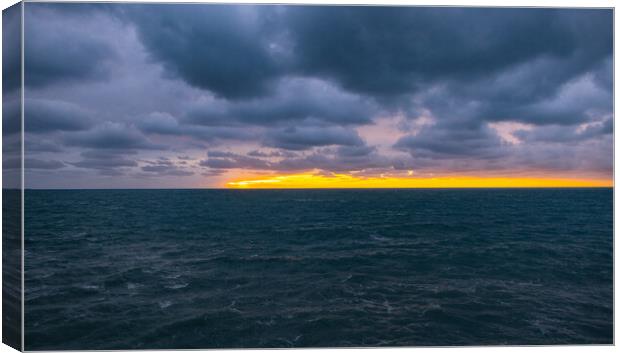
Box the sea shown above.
[23,188,613,349]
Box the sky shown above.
[3,4,613,188]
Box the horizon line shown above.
[9,186,614,191]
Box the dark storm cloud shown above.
[395,124,505,160]
[137,112,255,142]
[592,57,613,92]
[122,6,611,100]
[121,4,612,173]
[24,5,117,88]
[11,97,99,148]
[282,7,612,110]
[182,78,376,127]
[25,139,64,153]
[3,3,21,93]
[391,64,612,163]
[336,145,377,158]
[264,125,364,151]
[200,152,272,170]
[287,7,572,96]
[515,118,613,143]
[70,149,138,175]
[24,99,94,133]
[124,4,286,100]
[137,112,181,134]
[25,4,613,107]
[434,58,614,127]
[65,122,165,150]
[273,146,395,172]
[201,144,396,173]
[19,4,614,186]
[136,78,374,147]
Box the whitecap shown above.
[127,283,143,290]
[165,283,189,289]
[370,234,390,241]
[341,274,353,283]
[383,299,393,314]
[163,273,181,279]
[158,300,172,309]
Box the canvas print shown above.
[2,2,614,350]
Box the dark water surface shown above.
[24,189,613,349]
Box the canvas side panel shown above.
[3,2,23,351]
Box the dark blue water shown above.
[24,189,613,349]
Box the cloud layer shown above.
[18,4,613,188]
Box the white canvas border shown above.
[0,1,616,352]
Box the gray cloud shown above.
[141,165,194,176]
[395,124,505,160]
[137,112,256,143]
[72,157,137,169]
[65,122,164,150]
[3,4,21,92]
[25,139,64,153]
[126,5,286,100]
[515,118,612,143]
[201,144,397,174]
[182,78,376,127]
[70,149,138,176]
[274,149,395,173]
[24,98,94,133]
[5,157,65,170]
[200,151,271,170]
[25,5,118,88]
[264,125,364,150]
[247,149,297,158]
[19,4,613,187]
[25,158,66,170]
[2,98,21,136]
[139,157,194,176]
[122,5,611,102]
[286,7,611,99]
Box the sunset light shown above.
[226,173,613,189]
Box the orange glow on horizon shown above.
[225,172,612,189]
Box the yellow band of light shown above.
[226,173,612,189]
